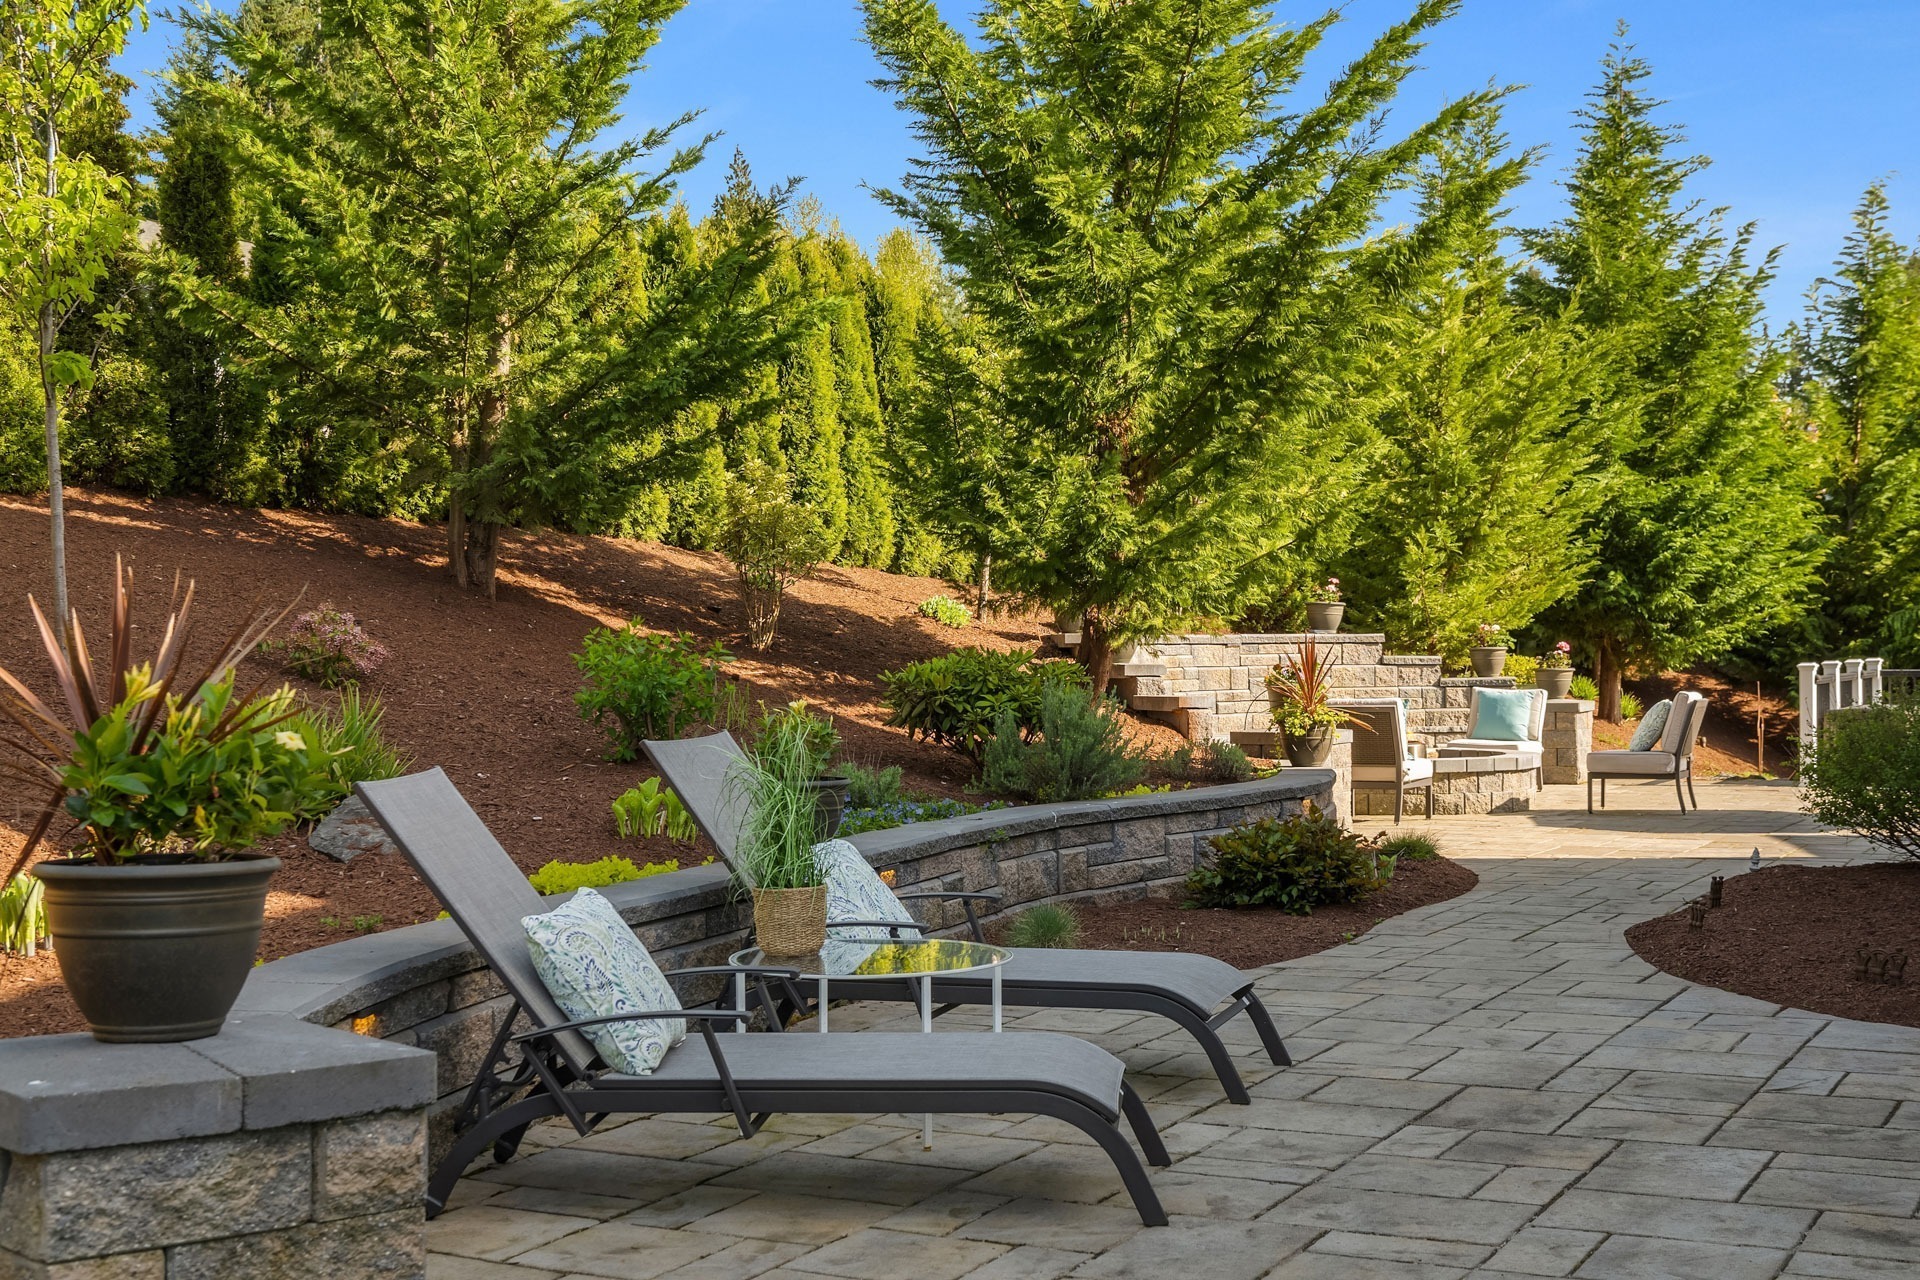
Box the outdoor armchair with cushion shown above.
[1586,690,1706,813]
[645,732,1292,1105]
[1442,686,1549,769]
[1339,698,1434,824]
[356,768,1172,1226]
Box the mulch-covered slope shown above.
[1023,856,1479,969]
[1627,862,1920,1028]
[0,488,1087,1035]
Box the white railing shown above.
[1797,657,1885,747]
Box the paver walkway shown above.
[429,778,1920,1280]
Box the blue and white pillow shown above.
[1629,700,1672,752]
[524,887,684,1075]
[816,839,920,941]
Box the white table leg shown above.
[734,971,747,1033]
[921,974,935,1149]
[993,965,1002,1033]
[818,977,829,1033]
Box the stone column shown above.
[0,1015,434,1279]
[1542,698,1595,785]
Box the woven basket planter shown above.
[752,885,828,956]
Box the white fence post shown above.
[1843,658,1865,707]
[1798,662,1820,747]
[1865,657,1884,702]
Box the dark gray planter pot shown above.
[1305,602,1345,633]
[35,855,280,1043]
[806,775,853,840]
[1284,726,1336,767]
[1469,646,1508,678]
[1536,667,1574,698]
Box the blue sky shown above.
[118,0,1919,327]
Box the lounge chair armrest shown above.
[894,890,1002,904]
[510,1008,748,1045]
[827,919,931,937]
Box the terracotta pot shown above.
[1536,667,1574,698]
[1305,602,1345,633]
[1469,646,1508,678]
[751,885,829,956]
[35,855,279,1043]
[1284,725,1336,767]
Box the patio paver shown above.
[431,779,1920,1278]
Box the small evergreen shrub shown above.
[529,855,680,895]
[842,762,906,809]
[1378,833,1439,861]
[1802,701,1920,859]
[266,604,390,688]
[918,596,972,628]
[981,683,1144,802]
[1005,903,1081,949]
[573,621,732,761]
[718,463,834,650]
[1196,740,1254,783]
[1187,807,1394,913]
[881,647,1089,758]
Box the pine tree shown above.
[1518,33,1820,720]
[864,0,1491,688]
[1786,183,1920,661]
[171,0,798,596]
[1334,113,1604,665]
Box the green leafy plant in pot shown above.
[0,562,313,1042]
[755,699,848,837]
[727,722,830,955]
[1265,639,1358,767]
[1470,622,1513,677]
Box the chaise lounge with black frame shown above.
[644,731,1293,1105]
[356,769,1172,1225]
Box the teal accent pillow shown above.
[1469,688,1537,742]
[1629,699,1672,752]
[524,887,684,1075]
[818,839,919,941]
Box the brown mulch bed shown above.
[1002,856,1479,970]
[1,489,1191,1037]
[1627,862,1920,1028]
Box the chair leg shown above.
[1687,770,1699,809]
[1587,777,1594,813]
[1675,772,1687,813]
[1425,784,1434,819]
[1120,1082,1172,1167]
[1239,986,1292,1067]
[1600,777,1606,808]
[1394,785,1404,825]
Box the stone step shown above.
[1129,693,1212,712]
[1113,662,1166,679]
[1229,730,1284,749]
[1045,631,1081,651]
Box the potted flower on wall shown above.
[728,720,831,955]
[1265,639,1358,767]
[1537,641,1575,698]
[0,563,317,1042]
[1470,623,1513,677]
[1305,578,1344,633]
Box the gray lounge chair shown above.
[356,769,1171,1226]
[645,732,1291,1104]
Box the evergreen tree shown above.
[1335,113,1604,665]
[864,0,1491,688]
[172,0,797,596]
[1518,34,1819,720]
[1786,183,1920,661]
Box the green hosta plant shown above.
[0,559,304,876]
[612,778,699,843]
[0,876,48,956]
[882,647,1090,758]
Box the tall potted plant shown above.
[1304,578,1344,633]
[1537,641,1575,698]
[0,562,315,1041]
[1470,623,1513,677]
[1265,639,1358,767]
[756,700,848,837]
[727,722,830,955]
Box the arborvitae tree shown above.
[1787,183,1920,661]
[1334,114,1604,665]
[864,0,1490,688]
[866,228,957,576]
[1517,35,1819,720]
[173,0,797,596]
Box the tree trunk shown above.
[1595,636,1623,724]
[975,552,992,617]
[1080,611,1115,695]
[39,300,68,637]
[449,329,512,597]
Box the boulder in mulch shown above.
[309,796,397,863]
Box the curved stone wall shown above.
[233,769,1335,1150]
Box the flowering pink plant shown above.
[1307,577,1342,604]
[1474,622,1514,648]
[264,605,391,688]
[1541,640,1573,670]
